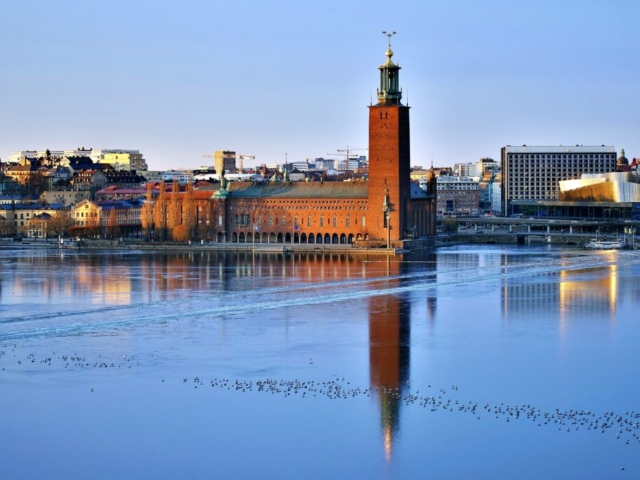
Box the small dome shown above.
[617,148,629,165]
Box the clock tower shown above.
[367,33,411,246]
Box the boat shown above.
[583,238,626,250]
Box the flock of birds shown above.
[2,345,640,472]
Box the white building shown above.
[161,171,194,184]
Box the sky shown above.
[1,0,639,171]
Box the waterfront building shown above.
[559,172,640,202]
[491,176,502,215]
[71,198,143,237]
[186,41,437,247]
[0,202,65,234]
[500,145,617,216]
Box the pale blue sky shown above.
[1,0,638,171]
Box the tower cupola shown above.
[377,31,402,106]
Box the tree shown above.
[182,182,195,241]
[85,211,101,239]
[26,172,47,196]
[47,210,73,240]
[141,183,154,241]
[108,208,119,239]
[153,181,167,240]
[442,217,459,234]
[168,180,181,240]
[0,217,13,238]
[172,223,190,242]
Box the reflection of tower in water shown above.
[369,260,411,462]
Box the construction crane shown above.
[326,146,368,171]
[328,146,367,160]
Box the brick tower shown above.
[367,33,411,246]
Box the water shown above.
[1,246,640,479]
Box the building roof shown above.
[203,182,370,199]
[503,145,616,154]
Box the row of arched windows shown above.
[232,214,366,229]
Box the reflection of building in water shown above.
[427,296,437,321]
[9,254,136,305]
[502,265,619,321]
[369,259,411,462]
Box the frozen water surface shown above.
[2,246,640,479]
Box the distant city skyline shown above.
[2,0,638,171]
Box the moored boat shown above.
[583,238,626,250]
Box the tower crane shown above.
[337,146,367,159]
[326,146,368,171]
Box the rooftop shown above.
[503,145,616,154]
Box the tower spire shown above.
[377,31,402,106]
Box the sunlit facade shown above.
[501,145,617,216]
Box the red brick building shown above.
[152,43,438,248]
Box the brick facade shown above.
[142,44,437,247]
[368,105,411,242]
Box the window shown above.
[281,215,286,226]
[320,215,324,227]
[307,215,311,227]
[362,215,366,228]
[345,215,350,227]
[333,215,337,227]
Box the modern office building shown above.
[500,145,617,216]
[214,151,237,175]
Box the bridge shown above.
[439,217,640,246]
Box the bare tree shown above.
[47,211,73,240]
[108,208,119,239]
[153,181,167,241]
[141,183,154,241]
[168,180,181,240]
[85,210,101,238]
[182,182,195,240]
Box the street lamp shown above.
[382,189,391,249]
